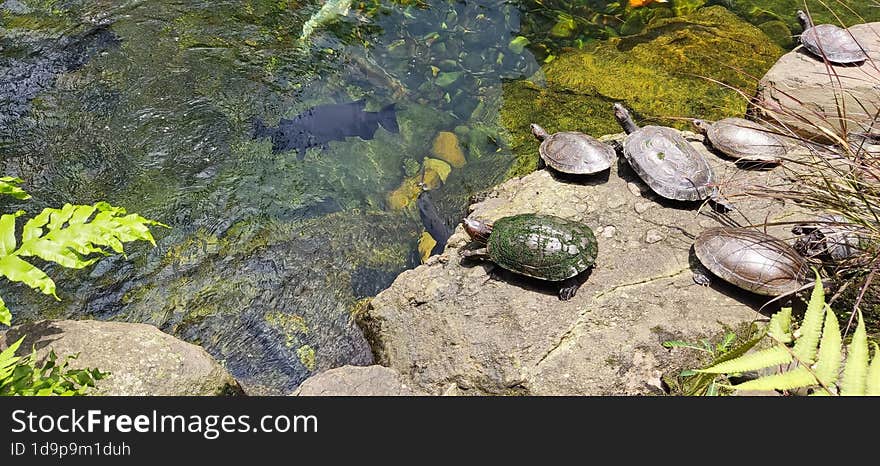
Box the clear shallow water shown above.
[1,0,877,394]
[0,0,536,394]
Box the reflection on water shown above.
[0,0,535,394]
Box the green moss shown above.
[296,345,316,371]
[500,6,784,180]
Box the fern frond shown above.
[16,203,163,269]
[724,367,817,392]
[793,276,824,363]
[0,255,57,299]
[867,342,880,396]
[0,337,24,382]
[0,296,9,327]
[841,310,869,396]
[813,308,842,389]
[0,177,30,200]
[768,307,793,344]
[697,346,791,374]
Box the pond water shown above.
[1,0,877,394]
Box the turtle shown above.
[612,103,730,209]
[530,123,615,175]
[797,10,868,65]
[692,227,810,297]
[692,117,786,165]
[792,214,862,262]
[460,213,598,300]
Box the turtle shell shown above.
[622,125,716,201]
[539,131,615,174]
[487,213,597,282]
[801,23,867,64]
[703,118,786,162]
[694,227,809,296]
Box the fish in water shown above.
[628,0,667,7]
[253,100,399,159]
[417,188,453,257]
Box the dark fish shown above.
[252,99,398,159]
[417,189,453,256]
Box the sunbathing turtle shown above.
[792,214,862,262]
[613,104,730,210]
[797,10,867,65]
[692,118,786,165]
[530,123,615,175]
[461,213,597,300]
[693,227,810,296]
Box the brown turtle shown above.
[613,103,731,210]
[692,118,786,165]
[797,10,867,65]
[530,124,615,175]
[693,227,810,296]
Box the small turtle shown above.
[693,227,810,296]
[530,123,615,175]
[692,118,786,165]
[797,10,867,65]
[612,104,730,209]
[461,213,598,300]
[792,214,862,262]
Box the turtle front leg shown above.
[460,247,490,260]
[558,277,582,301]
[692,262,712,287]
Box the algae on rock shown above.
[500,6,784,179]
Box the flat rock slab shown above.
[755,22,880,141]
[361,135,811,395]
[290,365,427,396]
[0,320,242,396]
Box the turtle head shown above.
[463,218,493,244]
[530,123,549,141]
[613,103,639,134]
[692,119,710,134]
[796,10,812,30]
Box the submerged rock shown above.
[431,131,467,168]
[0,320,242,396]
[500,6,784,178]
[754,22,880,142]
[359,135,812,395]
[290,365,427,396]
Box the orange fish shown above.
[628,0,668,7]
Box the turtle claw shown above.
[558,277,581,301]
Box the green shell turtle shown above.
[461,213,598,300]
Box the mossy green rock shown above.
[500,6,784,178]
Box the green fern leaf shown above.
[0,177,30,200]
[729,366,817,392]
[793,277,824,362]
[0,337,24,380]
[768,307,793,343]
[0,211,24,256]
[697,346,791,374]
[0,296,9,327]
[840,310,869,396]
[16,203,163,269]
[813,307,842,388]
[867,342,880,396]
[0,255,57,299]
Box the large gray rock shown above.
[0,320,242,396]
[360,134,812,395]
[754,22,880,142]
[291,365,427,396]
